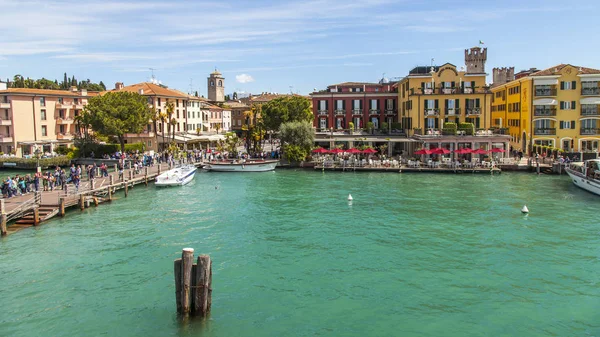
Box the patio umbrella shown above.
[490,148,506,153]
[362,148,378,154]
[472,149,489,155]
[329,148,344,155]
[431,148,451,154]
[312,147,329,154]
[414,149,433,155]
[454,148,472,154]
[347,148,362,154]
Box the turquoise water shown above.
[0,171,599,336]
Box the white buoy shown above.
[348,194,353,201]
[521,205,529,214]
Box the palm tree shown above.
[159,111,168,151]
[165,100,175,141]
[150,107,158,149]
[170,118,177,141]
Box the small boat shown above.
[564,159,600,196]
[203,159,279,172]
[155,165,197,187]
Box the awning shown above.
[580,97,600,104]
[533,98,557,105]
[533,78,559,85]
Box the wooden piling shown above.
[129,170,133,181]
[114,164,118,173]
[33,207,40,226]
[0,199,7,236]
[144,167,148,186]
[79,194,85,210]
[124,181,128,197]
[107,185,112,201]
[158,163,162,175]
[93,197,99,207]
[174,258,182,313]
[91,179,95,190]
[194,255,212,317]
[181,248,194,315]
[59,197,65,216]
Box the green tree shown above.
[224,94,231,101]
[217,132,241,156]
[279,121,314,163]
[62,73,68,89]
[165,100,175,140]
[82,92,152,153]
[170,118,177,141]
[260,96,312,133]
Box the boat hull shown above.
[565,167,600,196]
[155,166,197,186]
[204,160,279,172]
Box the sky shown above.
[1,0,599,96]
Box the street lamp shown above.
[34,148,41,173]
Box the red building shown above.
[311,81,398,131]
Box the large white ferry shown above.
[203,159,279,172]
[565,159,600,196]
[155,165,197,186]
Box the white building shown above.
[222,109,231,132]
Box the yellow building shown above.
[399,47,492,135]
[492,64,600,152]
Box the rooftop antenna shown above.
[188,78,194,95]
[149,68,156,83]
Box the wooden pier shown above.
[0,161,204,237]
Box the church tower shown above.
[207,69,225,102]
[464,47,487,74]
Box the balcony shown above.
[462,87,473,94]
[55,102,69,109]
[581,108,600,116]
[466,108,481,115]
[57,133,74,140]
[0,102,10,109]
[369,109,380,115]
[445,108,459,116]
[424,108,440,116]
[352,109,363,115]
[581,128,600,135]
[73,103,84,109]
[335,109,345,115]
[440,87,458,94]
[534,108,557,116]
[423,88,434,95]
[125,132,155,138]
[57,117,74,124]
[0,135,13,143]
[385,109,397,115]
[318,110,328,115]
[534,88,557,97]
[581,87,600,95]
[533,128,556,135]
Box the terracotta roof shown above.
[328,82,380,87]
[531,64,600,76]
[109,82,188,98]
[225,101,249,108]
[0,88,85,97]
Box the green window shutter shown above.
[572,101,576,109]
[560,101,564,109]
[559,121,564,129]
[476,98,480,107]
[445,99,448,109]
[560,81,564,90]
[572,81,576,90]
[435,99,439,109]
[451,81,455,88]
[571,121,576,129]
[471,81,475,89]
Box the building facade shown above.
[491,64,600,152]
[0,86,95,156]
[398,47,492,135]
[311,82,398,131]
[207,70,225,102]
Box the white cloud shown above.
[235,74,255,83]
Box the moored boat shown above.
[155,165,197,186]
[203,159,279,172]
[564,159,600,195]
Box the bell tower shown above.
[207,69,225,102]
[464,47,487,74]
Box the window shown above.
[336,100,344,110]
[560,101,576,110]
[4,109,8,119]
[319,100,327,111]
[74,98,79,105]
[40,97,46,106]
[41,125,47,136]
[353,99,361,110]
[560,81,577,90]
[370,99,378,110]
[158,98,161,105]
[211,81,215,86]
[218,80,222,86]
[58,97,63,104]
[148,141,152,148]
[559,120,576,129]
[40,109,47,120]
[386,99,394,110]
[59,125,65,133]
[238,120,241,126]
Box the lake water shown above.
[0,170,599,337]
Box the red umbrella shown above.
[347,148,361,154]
[431,148,451,154]
[312,147,329,154]
[362,148,378,154]
[415,149,433,155]
[329,148,344,154]
[454,148,472,154]
[490,148,506,153]
[472,149,488,154]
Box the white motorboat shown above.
[203,159,279,172]
[155,165,197,187]
[564,159,600,196]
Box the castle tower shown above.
[207,69,225,102]
[464,47,487,74]
[492,67,515,85]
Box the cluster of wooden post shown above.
[1,199,7,236]
[174,248,212,317]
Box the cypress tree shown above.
[63,73,68,89]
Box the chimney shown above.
[0,82,6,91]
[138,88,144,95]
[80,89,87,96]
[70,86,78,92]
[115,82,124,90]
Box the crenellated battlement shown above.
[465,47,487,73]
[492,67,515,85]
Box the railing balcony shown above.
[0,102,10,109]
[581,128,600,135]
[0,135,14,142]
[318,110,328,115]
[73,103,84,109]
[462,87,473,94]
[424,108,440,116]
[445,108,459,116]
[581,108,600,116]
[534,108,557,116]
[466,108,481,115]
[385,109,397,115]
[335,109,345,115]
[57,133,74,140]
[57,117,74,124]
[369,109,380,115]
[352,109,363,115]
[440,87,458,94]
[0,118,12,126]
[581,87,600,95]
[423,88,434,95]
[534,128,556,135]
[534,88,557,97]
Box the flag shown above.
[479,40,485,45]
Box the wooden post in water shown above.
[79,194,85,210]
[114,164,118,173]
[124,181,128,197]
[33,207,40,226]
[59,197,65,216]
[174,258,182,313]
[193,255,212,317]
[181,248,194,315]
[128,170,133,181]
[91,179,95,190]
[144,167,148,186]
[0,199,7,236]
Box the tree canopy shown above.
[8,73,106,91]
[279,121,314,163]
[260,96,313,133]
[82,92,152,152]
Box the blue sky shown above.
[1,0,599,96]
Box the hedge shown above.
[457,122,474,135]
[0,156,71,169]
[79,143,146,157]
